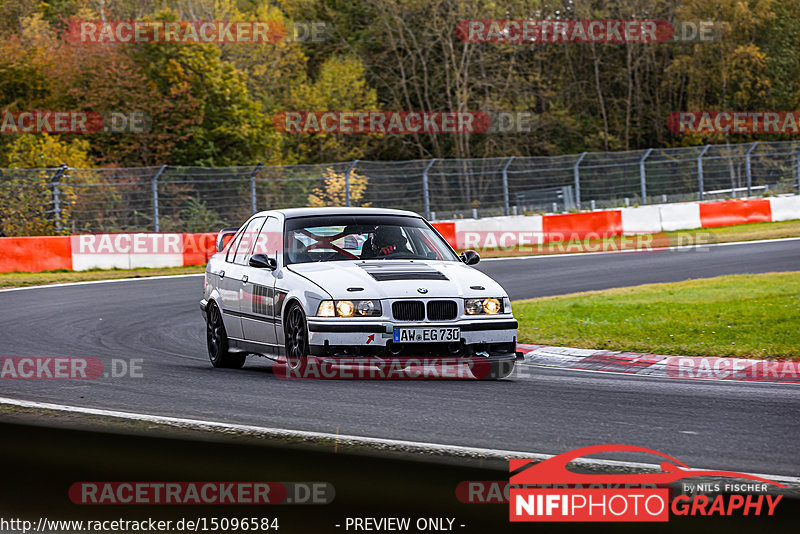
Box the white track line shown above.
[0,273,204,293]
[1,396,798,487]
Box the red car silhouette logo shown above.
[510,444,785,487]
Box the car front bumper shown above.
[305,317,518,357]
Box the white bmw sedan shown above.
[200,207,520,379]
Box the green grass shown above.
[514,272,800,360]
[477,218,800,257]
[0,265,205,289]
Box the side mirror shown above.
[216,227,240,252]
[459,250,480,265]
[249,254,277,270]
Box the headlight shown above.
[465,297,504,315]
[465,299,483,315]
[317,301,335,317]
[356,300,378,316]
[318,300,381,317]
[336,300,355,317]
[483,297,502,314]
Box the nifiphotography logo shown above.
[508,444,784,522]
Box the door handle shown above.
[242,275,248,283]
[218,270,225,279]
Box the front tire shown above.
[284,303,309,372]
[207,303,246,369]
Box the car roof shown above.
[261,207,423,219]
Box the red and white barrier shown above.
[447,196,798,244]
[699,198,772,227]
[71,234,185,270]
[620,205,662,234]
[0,232,218,273]
[657,202,701,232]
[0,197,797,273]
[768,195,800,222]
[0,236,73,272]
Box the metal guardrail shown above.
[1,141,798,235]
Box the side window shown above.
[225,230,244,263]
[234,217,266,265]
[252,216,282,261]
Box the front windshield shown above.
[284,215,459,265]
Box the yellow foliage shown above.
[3,133,93,169]
[307,167,370,207]
[0,134,92,236]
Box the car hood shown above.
[287,260,507,300]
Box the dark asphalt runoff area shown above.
[1,239,798,477]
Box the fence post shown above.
[422,159,436,219]
[501,156,515,216]
[250,162,263,215]
[344,160,358,207]
[745,142,758,197]
[796,146,800,193]
[697,145,711,201]
[50,164,68,233]
[152,164,167,232]
[573,152,587,209]
[639,148,653,205]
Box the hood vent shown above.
[359,263,448,282]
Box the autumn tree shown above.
[0,134,92,236]
[308,167,370,206]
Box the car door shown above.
[241,216,282,349]
[216,227,244,339]
[221,216,265,340]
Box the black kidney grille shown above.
[427,300,457,321]
[392,300,425,321]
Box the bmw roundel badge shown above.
[417,287,428,294]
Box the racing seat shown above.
[288,236,312,263]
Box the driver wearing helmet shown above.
[361,225,408,259]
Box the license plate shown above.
[393,327,460,343]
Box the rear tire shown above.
[207,303,246,369]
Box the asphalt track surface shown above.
[1,239,798,477]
